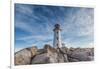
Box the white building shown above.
[53,24,62,48]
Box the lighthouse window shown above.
[57,43,58,46]
[57,37,58,40]
[57,31,58,34]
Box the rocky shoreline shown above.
[15,44,94,65]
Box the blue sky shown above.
[15,4,94,52]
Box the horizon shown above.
[15,4,94,52]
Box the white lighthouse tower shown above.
[53,24,62,48]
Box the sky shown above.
[15,3,94,52]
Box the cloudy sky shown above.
[15,3,94,52]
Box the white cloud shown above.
[15,4,94,49]
[15,21,34,34]
[16,4,33,16]
[62,8,94,37]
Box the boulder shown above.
[15,45,94,65]
[68,58,79,62]
[67,48,94,61]
[15,46,38,65]
[29,46,38,56]
[32,53,50,64]
[31,45,68,64]
[15,49,32,65]
[32,45,58,64]
[37,49,46,55]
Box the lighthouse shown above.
[53,24,62,48]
